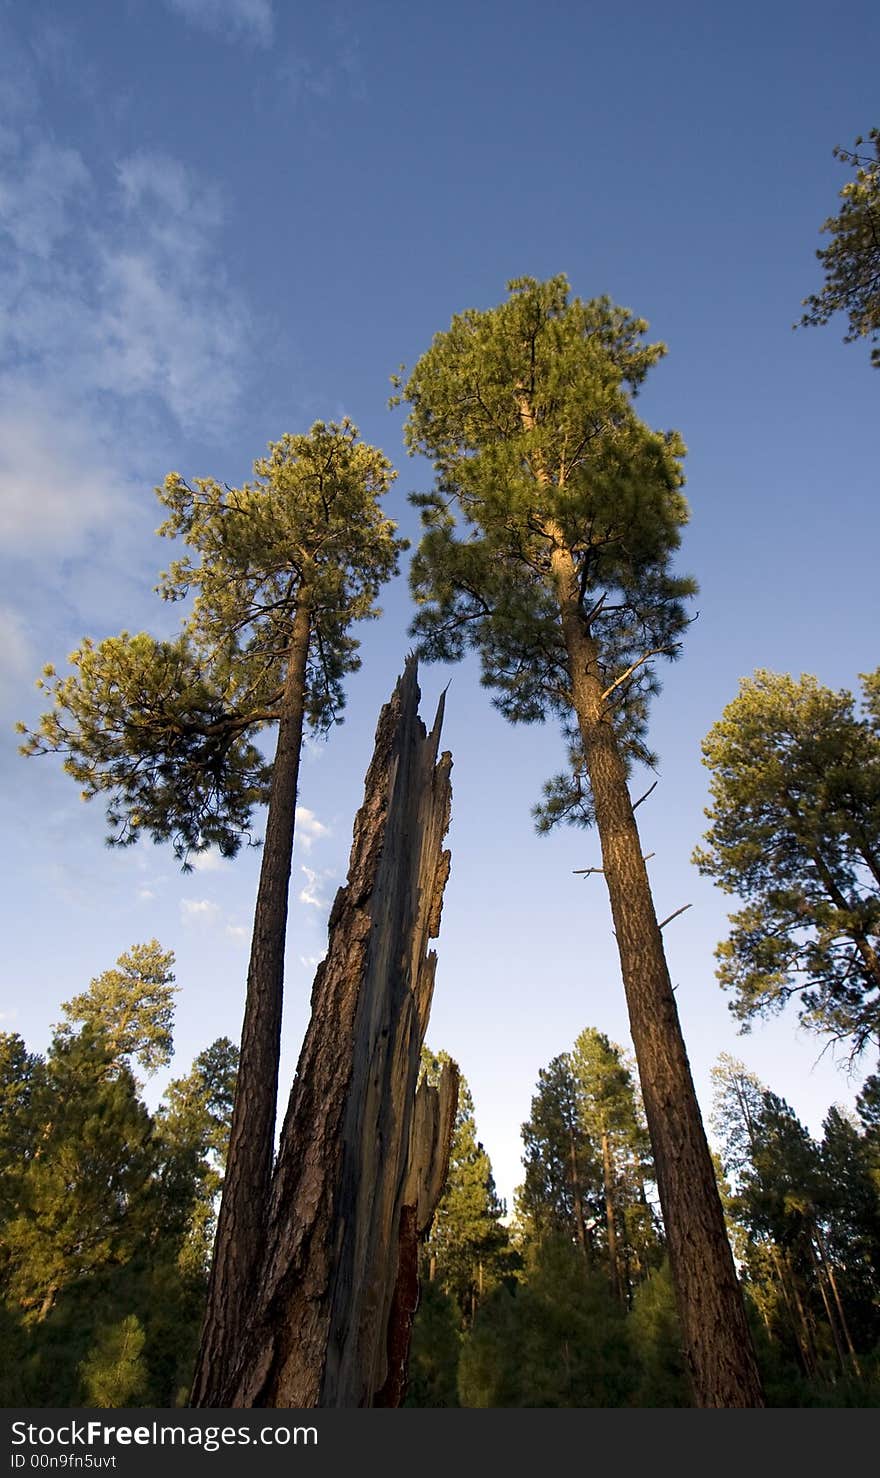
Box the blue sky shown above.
[1,0,878,1210]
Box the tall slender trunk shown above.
[600,1128,623,1302]
[191,598,310,1407]
[770,1244,814,1378]
[513,389,762,1405]
[813,1225,861,1377]
[785,1250,821,1379]
[807,1235,848,1375]
[550,538,764,1407]
[568,1128,590,1261]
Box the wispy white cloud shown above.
[294,806,330,852]
[302,735,327,766]
[180,898,222,923]
[0,388,124,555]
[137,887,156,902]
[0,137,89,258]
[299,951,326,971]
[190,848,227,873]
[0,137,249,556]
[164,0,274,46]
[298,865,330,910]
[180,898,249,942]
[0,603,34,708]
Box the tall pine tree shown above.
[394,277,762,1402]
[20,421,405,1385]
[695,669,880,1058]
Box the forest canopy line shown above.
[0,945,237,1406]
[6,975,878,1409]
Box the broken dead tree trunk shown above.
[212,657,455,1408]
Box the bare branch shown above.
[582,591,607,627]
[600,648,671,704]
[632,780,658,812]
[658,903,693,930]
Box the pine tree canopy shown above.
[797,129,880,369]
[419,1048,510,1321]
[694,669,880,1057]
[393,274,696,825]
[19,421,404,863]
[160,1036,238,1161]
[58,940,177,1077]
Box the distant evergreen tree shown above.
[712,1056,878,1390]
[58,941,177,1077]
[629,1260,691,1406]
[797,128,880,370]
[517,1030,661,1299]
[0,947,237,1406]
[403,1281,461,1407]
[458,1236,635,1407]
[420,1051,511,1326]
[156,1036,238,1275]
[3,1025,156,1322]
[571,1028,661,1299]
[0,1033,46,1248]
[518,1053,599,1255]
[695,669,880,1057]
[79,1315,149,1407]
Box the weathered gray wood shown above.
[218,656,455,1408]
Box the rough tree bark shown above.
[552,536,765,1406]
[201,656,456,1408]
[517,381,762,1406]
[191,599,311,1407]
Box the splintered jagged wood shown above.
[218,656,456,1408]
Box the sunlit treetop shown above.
[393,275,696,828]
[19,421,404,864]
[798,129,880,369]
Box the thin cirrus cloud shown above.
[299,866,331,910]
[190,808,330,872]
[163,0,274,46]
[0,136,249,556]
[294,807,331,852]
[0,603,34,707]
[180,898,248,944]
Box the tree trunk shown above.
[191,598,310,1407]
[770,1244,814,1378]
[786,1250,821,1379]
[511,387,762,1404]
[568,1128,590,1262]
[550,538,764,1407]
[212,658,455,1408]
[813,1225,861,1377]
[601,1128,624,1303]
[806,1233,848,1376]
